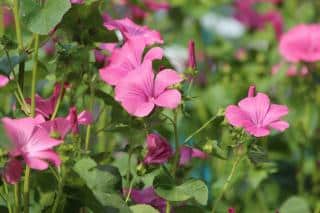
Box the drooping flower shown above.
[40,118,71,139]
[187,40,197,70]
[103,15,163,45]
[2,116,62,184]
[125,187,166,212]
[0,74,9,87]
[179,146,207,166]
[66,107,93,134]
[115,61,182,117]
[42,39,56,56]
[99,38,163,86]
[279,24,320,62]
[225,86,289,137]
[25,83,68,119]
[144,133,173,164]
[3,158,22,184]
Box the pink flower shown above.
[187,40,197,69]
[225,86,289,137]
[99,38,163,86]
[94,42,117,64]
[279,24,320,62]
[2,6,13,28]
[0,74,9,87]
[115,61,182,117]
[2,116,62,184]
[26,83,67,119]
[42,39,56,56]
[70,0,84,4]
[144,133,173,164]
[143,0,170,11]
[66,107,93,134]
[229,208,236,213]
[271,63,309,77]
[179,146,207,166]
[103,15,163,45]
[126,187,166,212]
[41,118,71,139]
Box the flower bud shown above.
[247,85,256,97]
[187,40,197,70]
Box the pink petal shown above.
[154,69,182,96]
[225,105,253,127]
[144,47,164,61]
[122,99,155,117]
[0,75,9,87]
[27,150,61,167]
[78,111,93,125]
[24,157,49,170]
[245,125,270,137]
[154,89,181,109]
[269,120,289,131]
[263,104,289,126]
[239,93,270,125]
[26,126,62,152]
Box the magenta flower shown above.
[99,38,163,86]
[0,74,9,87]
[225,86,289,137]
[144,133,173,164]
[94,42,117,64]
[42,39,56,56]
[25,83,67,119]
[179,146,207,166]
[126,187,166,212]
[66,107,93,134]
[279,24,320,62]
[103,15,163,45]
[41,118,71,139]
[187,40,197,70]
[2,116,62,184]
[229,208,236,213]
[3,158,22,184]
[2,6,13,28]
[115,61,182,117]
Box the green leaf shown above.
[73,158,130,213]
[0,53,28,74]
[130,204,159,213]
[174,205,206,213]
[154,175,208,205]
[21,0,71,35]
[279,196,311,213]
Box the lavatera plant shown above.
[0,0,290,213]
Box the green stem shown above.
[125,178,135,203]
[30,34,39,117]
[3,181,12,213]
[51,168,63,213]
[165,201,171,213]
[23,166,30,213]
[84,83,94,151]
[171,110,180,176]
[212,153,243,213]
[14,183,20,213]
[12,0,25,90]
[184,115,217,144]
[50,81,65,120]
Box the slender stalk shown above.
[212,154,243,213]
[165,201,171,213]
[183,115,217,144]
[23,166,30,213]
[51,168,63,213]
[51,81,65,120]
[30,34,39,117]
[12,0,25,90]
[3,181,12,213]
[14,184,20,213]
[171,110,180,176]
[84,84,94,151]
[125,178,134,203]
